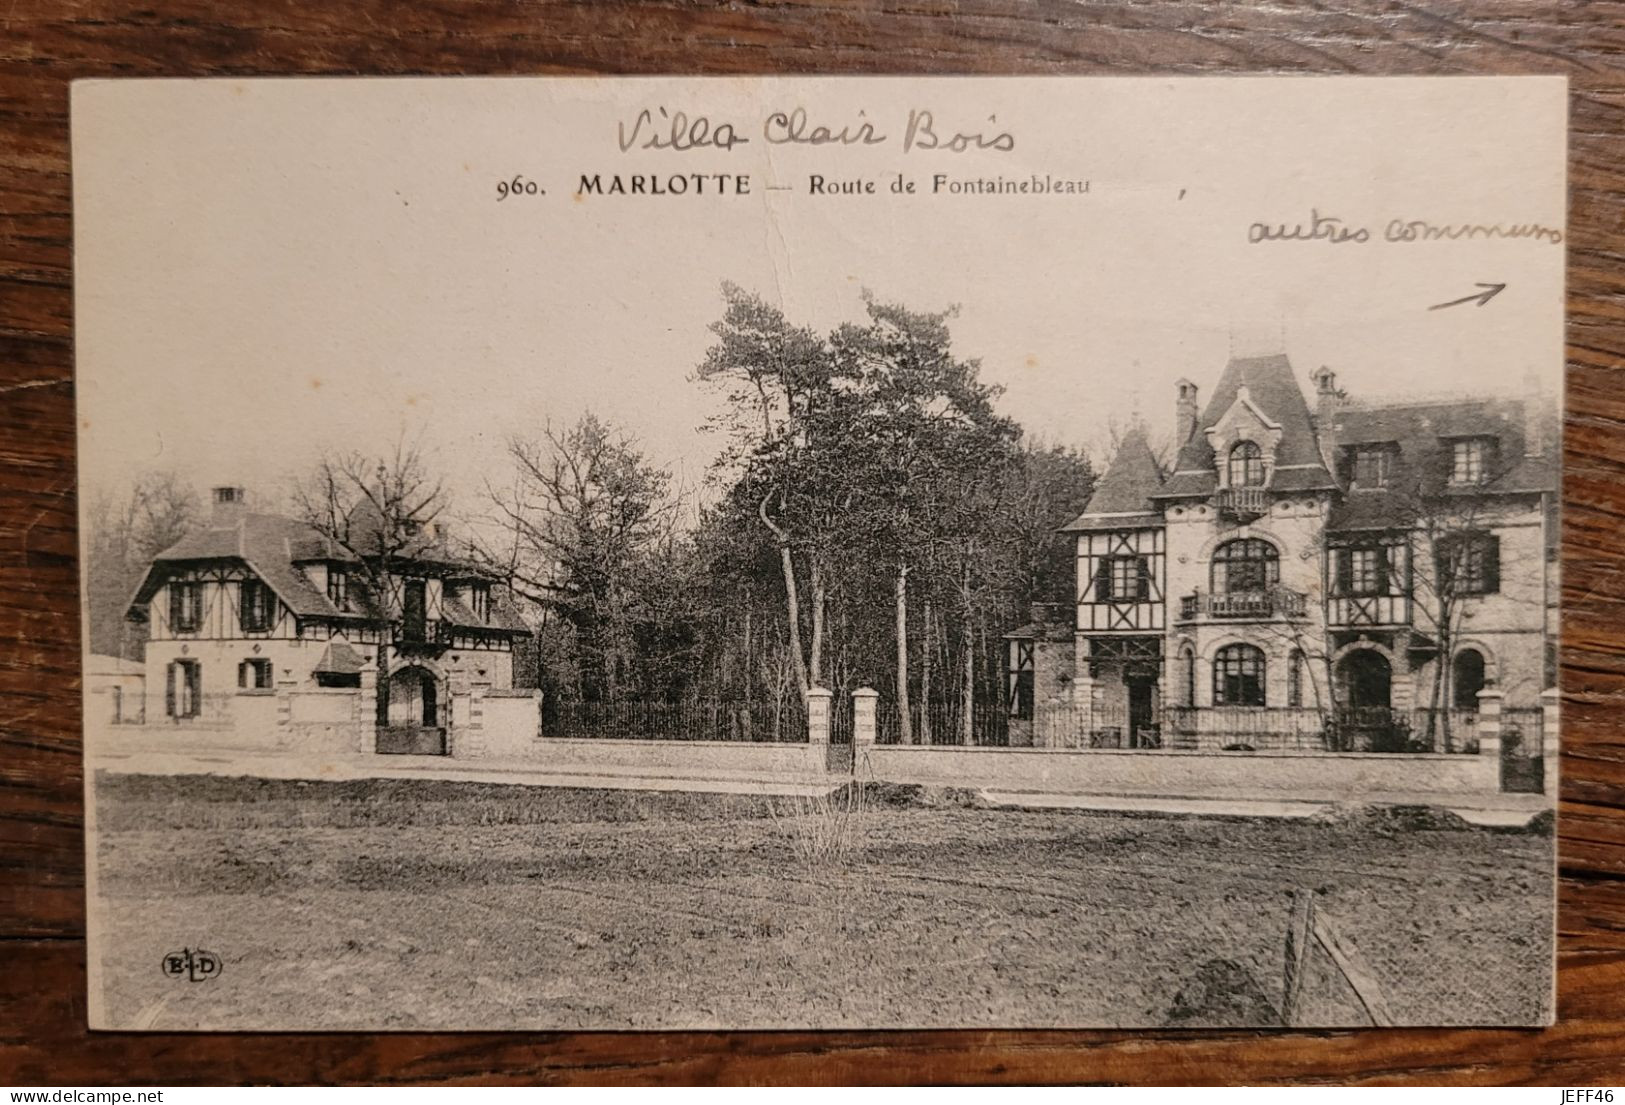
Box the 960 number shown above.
[496,174,543,201]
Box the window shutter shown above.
[1093,558,1111,602]
[238,583,250,632]
[1335,548,1352,595]
[1483,536,1501,594]
[1136,557,1151,602]
[186,663,202,716]
[165,662,176,718]
[168,585,181,631]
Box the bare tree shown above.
[478,413,678,703]
[294,438,448,724]
[85,472,201,659]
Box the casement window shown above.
[239,579,274,633]
[168,582,202,634]
[237,657,273,691]
[165,659,201,719]
[1449,437,1495,486]
[1332,543,1404,597]
[1227,441,1266,488]
[1181,646,1197,708]
[1287,650,1304,708]
[468,582,491,622]
[1351,445,1393,489]
[1210,539,1279,594]
[1095,556,1151,603]
[1213,644,1266,707]
[1437,533,1501,596]
[327,569,348,612]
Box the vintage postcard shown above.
[72,76,1564,1029]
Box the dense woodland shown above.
[85,284,1098,727]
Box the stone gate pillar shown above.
[805,686,831,744]
[1541,686,1560,798]
[851,687,879,747]
[1476,683,1503,760]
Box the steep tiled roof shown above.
[442,591,530,634]
[1325,396,1558,531]
[1059,428,1165,533]
[126,510,528,634]
[129,513,352,618]
[1153,354,1337,498]
[313,641,365,675]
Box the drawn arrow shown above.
[1428,282,1506,311]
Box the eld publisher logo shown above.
[160,947,221,983]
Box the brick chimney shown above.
[1311,365,1341,428]
[1174,378,1199,447]
[211,485,247,524]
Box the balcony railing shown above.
[1327,593,1412,627]
[1215,486,1269,519]
[1179,587,1308,621]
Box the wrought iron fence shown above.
[1408,708,1480,753]
[1164,706,1328,752]
[876,700,1010,746]
[542,698,808,743]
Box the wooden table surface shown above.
[3,0,1623,1086]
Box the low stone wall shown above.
[281,689,365,755]
[455,689,543,760]
[858,744,1499,798]
[527,737,828,777]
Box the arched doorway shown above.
[1452,649,1487,710]
[1338,649,1391,710]
[1335,649,1397,751]
[378,665,446,755]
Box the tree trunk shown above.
[760,492,810,699]
[961,591,975,746]
[809,557,826,688]
[895,564,913,746]
[919,599,934,745]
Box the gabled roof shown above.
[1059,428,1165,532]
[128,513,353,619]
[125,509,529,634]
[1153,354,1337,499]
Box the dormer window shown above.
[1351,444,1394,490]
[1449,437,1495,486]
[1227,441,1265,488]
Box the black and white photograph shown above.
[71,76,1565,1030]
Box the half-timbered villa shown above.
[1004,354,1558,754]
[123,486,531,754]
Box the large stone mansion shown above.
[1004,353,1558,752]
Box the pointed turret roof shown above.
[1059,427,1165,532]
[1154,353,1337,498]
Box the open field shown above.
[90,772,1554,1029]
